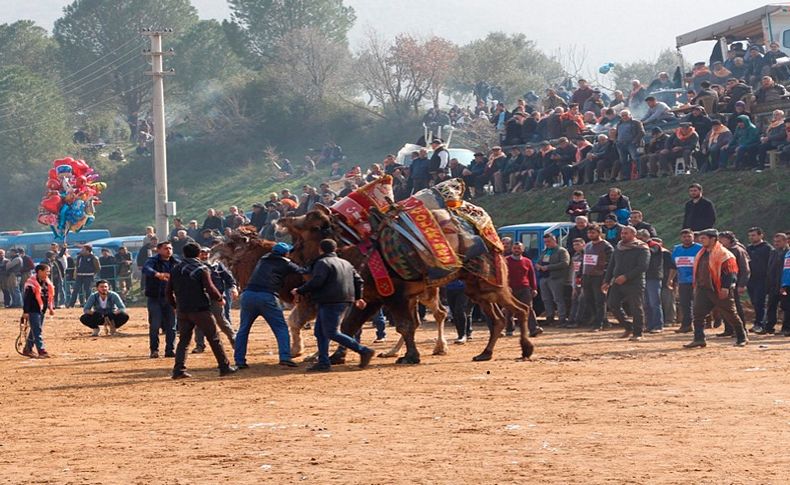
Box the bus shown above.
[1,230,111,260]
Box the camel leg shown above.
[379,335,404,358]
[501,292,535,360]
[429,292,450,356]
[287,303,314,358]
[473,301,506,362]
[394,298,421,365]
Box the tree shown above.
[0,21,59,77]
[272,27,352,105]
[611,49,681,92]
[0,66,71,229]
[225,0,356,67]
[356,33,458,117]
[53,0,199,118]
[448,33,566,103]
[171,20,248,95]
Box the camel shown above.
[277,193,535,365]
[211,227,451,358]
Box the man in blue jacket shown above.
[293,239,375,372]
[142,241,178,358]
[80,280,129,336]
[670,229,702,333]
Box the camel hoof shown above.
[377,352,396,358]
[521,340,535,359]
[395,355,421,365]
[472,351,492,362]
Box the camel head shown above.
[278,205,335,265]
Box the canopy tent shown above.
[676,4,790,47]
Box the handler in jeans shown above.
[535,234,570,326]
[80,280,129,336]
[602,226,650,341]
[142,241,178,358]
[235,242,303,369]
[293,239,375,372]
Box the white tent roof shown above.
[676,4,790,47]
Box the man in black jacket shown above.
[590,187,632,222]
[747,227,773,333]
[167,243,236,379]
[142,241,178,358]
[293,239,375,372]
[235,242,303,369]
[602,226,650,341]
[682,183,716,231]
[68,245,100,308]
[764,233,789,335]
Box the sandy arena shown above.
[1,306,789,484]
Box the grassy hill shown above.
[476,170,788,244]
[92,118,788,244]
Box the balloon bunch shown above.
[37,157,106,241]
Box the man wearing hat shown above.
[659,121,699,176]
[684,229,748,348]
[235,242,304,369]
[683,105,712,142]
[428,138,450,184]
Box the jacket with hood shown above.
[733,115,760,148]
[604,239,650,287]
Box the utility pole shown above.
[142,28,175,240]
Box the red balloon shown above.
[40,193,62,214]
[48,168,57,180]
[46,179,61,191]
[70,159,89,176]
[75,175,87,187]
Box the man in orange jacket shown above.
[684,228,748,348]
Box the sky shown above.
[1,0,776,76]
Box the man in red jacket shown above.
[506,242,542,337]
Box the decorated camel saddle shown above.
[329,176,505,296]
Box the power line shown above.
[0,40,145,113]
[0,50,147,121]
[0,80,150,136]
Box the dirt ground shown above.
[1,307,790,485]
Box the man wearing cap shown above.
[683,105,712,143]
[428,138,450,184]
[684,229,748,348]
[235,242,304,369]
[660,122,699,176]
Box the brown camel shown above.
[278,204,534,364]
[211,227,450,358]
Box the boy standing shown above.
[21,264,55,358]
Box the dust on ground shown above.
[1,307,789,484]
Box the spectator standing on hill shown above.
[682,183,716,232]
[565,190,589,223]
[590,187,631,223]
